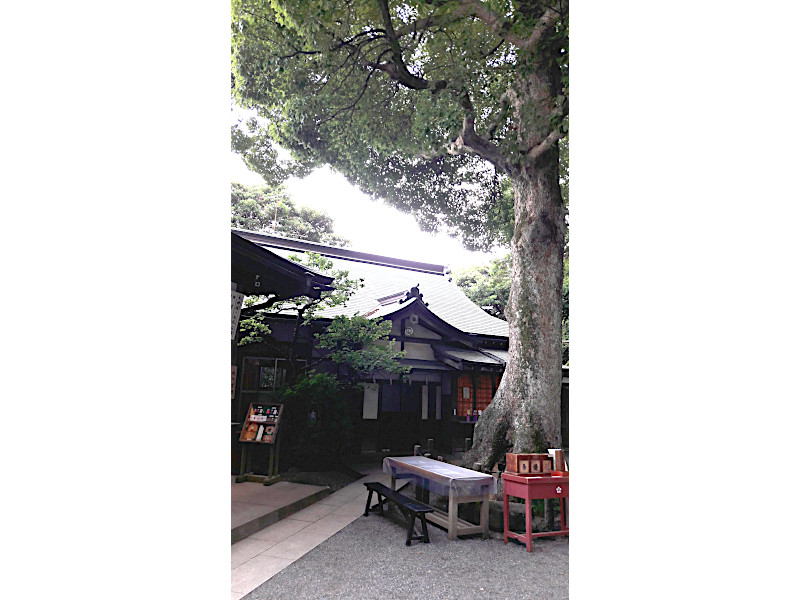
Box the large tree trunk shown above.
[464,49,566,470]
[464,130,565,470]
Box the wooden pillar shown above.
[471,371,478,414]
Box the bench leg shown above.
[364,489,373,517]
[364,487,388,516]
[420,514,430,543]
[405,512,416,546]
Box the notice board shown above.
[239,402,283,444]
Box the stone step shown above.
[231,482,332,544]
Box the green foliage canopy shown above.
[231,181,350,246]
[231,0,568,252]
[231,113,311,186]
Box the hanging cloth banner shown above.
[231,289,245,341]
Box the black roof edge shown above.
[232,231,335,287]
[233,229,448,276]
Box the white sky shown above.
[231,152,504,270]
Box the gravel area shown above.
[243,506,568,600]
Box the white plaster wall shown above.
[390,319,403,336]
[403,342,436,360]
[406,320,441,340]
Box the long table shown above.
[382,456,497,540]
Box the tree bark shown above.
[464,64,566,468]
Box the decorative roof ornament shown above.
[404,285,426,304]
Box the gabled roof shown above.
[233,229,509,339]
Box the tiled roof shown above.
[235,230,509,339]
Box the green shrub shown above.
[281,373,356,468]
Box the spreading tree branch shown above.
[525,97,568,160]
[393,4,473,39]
[456,0,528,47]
[526,128,565,162]
[486,91,513,139]
[278,47,322,59]
[375,0,430,90]
[313,1,564,173]
[524,6,562,50]
[317,68,378,126]
[448,87,516,174]
[445,0,564,51]
[240,294,288,315]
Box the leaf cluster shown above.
[315,315,410,383]
[237,313,272,345]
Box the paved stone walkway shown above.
[232,471,390,598]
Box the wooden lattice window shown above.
[475,375,494,412]
[456,374,503,416]
[456,375,472,416]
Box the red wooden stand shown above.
[502,473,569,552]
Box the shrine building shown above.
[231,228,568,457]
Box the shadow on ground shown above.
[279,469,362,492]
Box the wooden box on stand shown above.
[505,452,553,475]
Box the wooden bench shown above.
[363,482,434,546]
